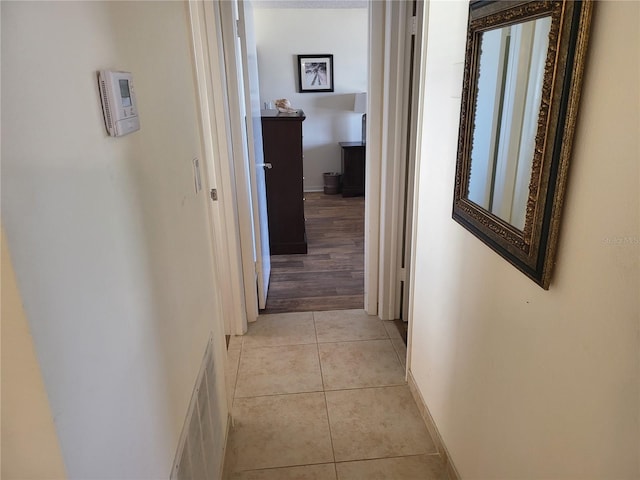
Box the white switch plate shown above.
[192,157,202,193]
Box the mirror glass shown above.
[467,16,551,231]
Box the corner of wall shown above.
[1,228,68,479]
[407,369,460,480]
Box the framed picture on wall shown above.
[297,54,334,93]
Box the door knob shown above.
[257,163,272,169]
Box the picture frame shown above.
[297,54,334,93]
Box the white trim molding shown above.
[367,1,421,320]
[188,0,251,334]
[364,1,385,315]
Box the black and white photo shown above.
[298,54,334,92]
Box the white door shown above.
[237,0,271,309]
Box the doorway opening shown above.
[193,0,424,338]
[249,2,369,315]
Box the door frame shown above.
[214,0,264,326]
[187,0,250,335]
[367,1,425,320]
[189,0,426,331]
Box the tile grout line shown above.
[333,452,444,464]
[224,337,244,477]
[230,337,244,410]
[233,451,445,475]
[312,311,326,391]
[233,388,326,400]
[390,338,406,367]
[324,384,409,395]
[314,311,338,466]
[231,380,409,400]
[316,336,391,345]
[242,340,318,348]
[381,320,409,367]
[318,337,395,346]
[323,390,338,466]
[233,461,336,475]
[323,381,407,393]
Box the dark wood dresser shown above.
[261,110,307,255]
[339,141,366,197]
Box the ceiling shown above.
[252,0,368,8]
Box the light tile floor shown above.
[223,309,446,480]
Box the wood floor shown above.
[262,192,364,314]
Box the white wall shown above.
[1,229,68,479]
[253,8,368,191]
[409,1,639,479]
[1,1,228,477]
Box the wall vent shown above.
[170,337,225,480]
[97,76,114,133]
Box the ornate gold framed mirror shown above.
[453,0,593,289]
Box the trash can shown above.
[323,172,341,195]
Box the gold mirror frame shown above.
[453,0,593,289]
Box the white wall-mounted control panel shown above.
[98,70,140,137]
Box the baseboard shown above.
[304,187,324,193]
[407,370,461,480]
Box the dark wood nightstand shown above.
[339,141,365,197]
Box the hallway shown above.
[223,309,447,479]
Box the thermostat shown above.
[98,70,140,137]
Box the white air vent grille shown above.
[171,338,225,480]
[98,77,114,133]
